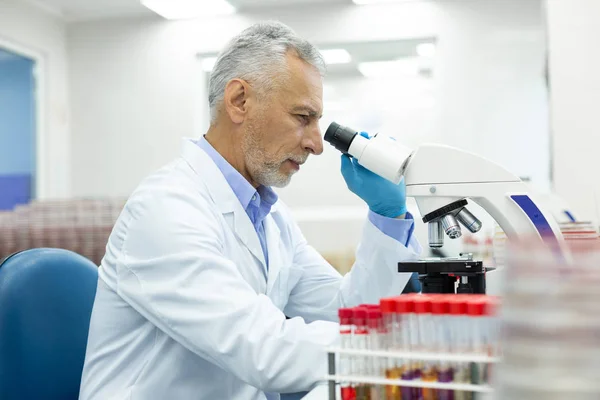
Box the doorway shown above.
[0,47,37,211]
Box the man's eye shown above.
[297,114,310,123]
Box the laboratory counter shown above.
[302,384,335,400]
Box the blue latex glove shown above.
[340,132,407,218]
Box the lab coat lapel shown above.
[230,204,267,276]
[180,138,268,275]
[264,210,282,295]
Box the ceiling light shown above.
[352,0,415,5]
[417,43,436,58]
[357,59,420,78]
[320,49,352,65]
[141,0,235,20]
[201,57,217,72]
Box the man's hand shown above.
[340,133,407,219]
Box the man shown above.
[79,21,421,399]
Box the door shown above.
[0,47,36,210]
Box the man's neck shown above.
[204,126,259,188]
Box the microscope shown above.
[324,122,568,294]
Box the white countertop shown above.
[300,383,495,400]
[301,384,338,400]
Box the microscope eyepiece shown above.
[324,122,357,154]
[323,120,413,185]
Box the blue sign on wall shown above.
[0,48,36,210]
[0,174,31,210]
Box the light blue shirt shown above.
[197,137,277,266]
[196,136,416,267]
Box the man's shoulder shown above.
[124,158,217,219]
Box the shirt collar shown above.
[195,136,278,210]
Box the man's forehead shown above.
[279,78,323,114]
[285,55,323,87]
[277,54,323,113]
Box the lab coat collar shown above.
[181,138,236,214]
[180,138,282,287]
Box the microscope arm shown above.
[401,144,567,254]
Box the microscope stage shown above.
[398,258,486,275]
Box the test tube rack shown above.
[325,347,500,399]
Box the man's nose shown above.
[302,123,323,156]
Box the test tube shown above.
[353,307,370,400]
[367,308,384,400]
[448,296,471,400]
[432,295,453,400]
[396,295,417,400]
[485,296,501,384]
[415,295,437,400]
[339,308,355,400]
[488,296,501,358]
[380,298,401,400]
[466,296,486,385]
[408,295,422,400]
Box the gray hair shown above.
[208,21,326,124]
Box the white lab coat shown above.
[79,138,421,400]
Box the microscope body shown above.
[323,122,568,295]
[402,144,568,294]
[403,144,566,255]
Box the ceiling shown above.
[31,0,351,21]
[198,38,436,78]
[231,0,348,9]
[327,39,435,77]
[29,0,436,77]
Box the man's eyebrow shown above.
[292,106,322,118]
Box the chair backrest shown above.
[0,248,98,400]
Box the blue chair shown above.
[0,248,98,400]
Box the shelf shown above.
[324,375,494,392]
[327,347,501,363]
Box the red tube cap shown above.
[353,307,367,326]
[380,298,396,314]
[414,296,432,314]
[431,295,451,315]
[395,295,415,313]
[367,309,382,329]
[338,308,353,325]
[448,296,468,315]
[467,297,486,316]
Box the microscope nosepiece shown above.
[441,214,462,239]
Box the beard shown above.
[241,118,307,188]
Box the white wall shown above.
[68,0,548,255]
[433,0,549,192]
[0,0,70,199]
[68,0,548,190]
[68,16,202,197]
[546,0,600,223]
[67,1,438,198]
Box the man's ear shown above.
[223,79,250,124]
